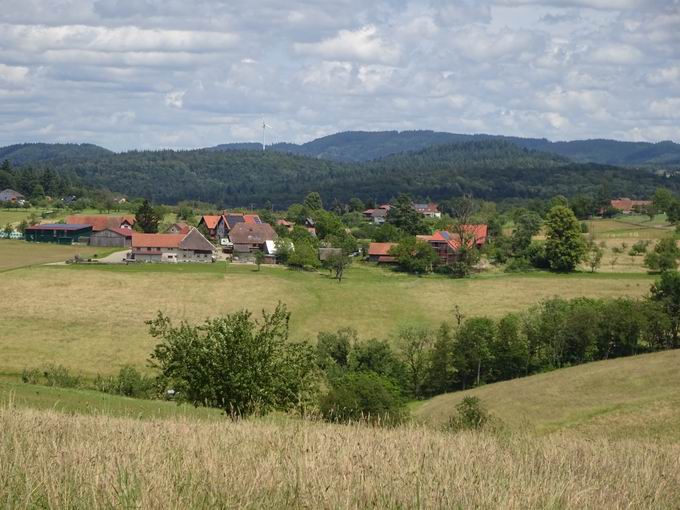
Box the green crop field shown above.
[0,257,654,377]
[415,349,680,441]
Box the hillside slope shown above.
[416,349,680,440]
[211,130,680,166]
[5,140,678,206]
[0,142,112,166]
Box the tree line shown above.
[145,271,680,423]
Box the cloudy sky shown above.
[0,0,678,151]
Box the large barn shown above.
[24,224,92,244]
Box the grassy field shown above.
[0,240,117,272]
[0,380,221,420]
[2,404,679,509]
[415,349,680,441]
[0,261,655,377]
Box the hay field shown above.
[415,349,680,441]
[1,405,678,509]
[0,263,654,376]
[0,240,114,272]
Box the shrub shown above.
[21,368,41,385]
[446,396,490,431]
[319,371,406,425]
[42,364,81,388]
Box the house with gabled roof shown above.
[198,215,226,239]
[89,227,134,248]
[131,228,214,263]
[417,225,488,265]
[165,222,191,235]
[367,242,398,263]
[610,198,652,214]
[229,222,278,254]
[0,189,25,204]
[414,203,441,218]
[66,214,135,232]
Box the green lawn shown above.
[415,349,680,441]
[0,380,222,420]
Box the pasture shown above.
[0,259,654,377]
[0,240,114,272]
[415,349,680,441]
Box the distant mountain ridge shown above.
[212,130,680,166]
[0,143,113,166]
[2,138,678,207]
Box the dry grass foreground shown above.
[1,406,679,509]
[0,264,653,375]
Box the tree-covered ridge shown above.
[4,140,679,207]
[0,143,113,166]
[212,130,680,166]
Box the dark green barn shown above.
[24,224,93,244]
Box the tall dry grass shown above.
[1,405,679,509]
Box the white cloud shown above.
[294,25,401,64]
[164,90,185,108]
[588,43,644,63]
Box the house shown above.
[130,228,215,263]
[610,198,652,214]
[89,227,133,248]
[367,242,398,263]
[0,189,25,204]
[414,203,441,218]
[165,222,191,235]
[417,225,488,265]
[229,222,278,254]
[66,215,135,231]
[276,219,294,231]
[24,224,93,244]
[197,215,226,239]
[363,205,390,225]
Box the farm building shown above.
[417,225,488,265]
[165,222,191,235]
[414,203,441,218]
[0,189,25,204]
[610,198,652,214]
[89,227,133,248]
[24,224,92,244]
[66,215,135,231]
[130,228,214,262]
[198,215,226,239]
[367,242,397,263]
[363,206,390,225]
[229,223,278,254]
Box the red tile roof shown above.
[243,214,261,224]
[368,242,397,256]
[414,203,439,214]
[610,198,652,212]
[132,233,185,249]
[66,215,135,232]
[200,215,222,230]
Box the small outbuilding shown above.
[24,224,92,244]
[89,227,133,248]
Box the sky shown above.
[0,0,678,151]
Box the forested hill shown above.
[5,140,679,208]
[0,143,113,166]
[212,130,680,166]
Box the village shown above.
[0,185,658,275]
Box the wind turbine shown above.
[262,120,273,151]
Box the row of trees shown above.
[147,272,680,422]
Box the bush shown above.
[319,371,406,425]
[95,365,156,399]
[446,396,490,431]
[504,257,533,273]
[21,368,41,385]
[42,364,82,388]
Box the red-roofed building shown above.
[610,198,652,214]
[165,222,192,235]
[131,228,214,263]
[417,225,488,265]
[198,215,226,239]
[67,214,135,232]
[414,203,441,218]
[367,242,398,263]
